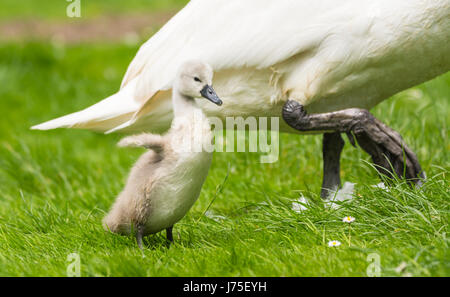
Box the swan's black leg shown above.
[282,100,425,186]
[321,132,345,199]
[136,225,144,250]
[166,227,174,243]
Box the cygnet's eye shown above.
[194,77,202,83]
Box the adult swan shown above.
[33,0,450,197]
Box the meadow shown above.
[0,0,448,276]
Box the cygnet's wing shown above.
[118,133,165,153]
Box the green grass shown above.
[0,41,448,277]
[0,0,189,20]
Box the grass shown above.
[0,40,448,276]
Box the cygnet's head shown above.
[175,60,223,106]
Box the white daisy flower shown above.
[343,216,355,223]
[328,240,341,247]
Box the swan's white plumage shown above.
[31,78,141,131]
[32,0,450,134]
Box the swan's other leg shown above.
[282,100,425,187]
[166,227,174,243]
[321,132,345,199]
[136,225,144,250]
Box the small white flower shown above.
[343,216,355,223]
[292,195,309,213]
[328,240,341,247]
[374,182,388,190]
[372,182,391,192]
[325,182,356,209]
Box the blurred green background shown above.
[0,0,448,276]
[0,0,187,20]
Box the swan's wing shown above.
[31,78,141,132]
[115,0,337,131]
[120,0,197,89]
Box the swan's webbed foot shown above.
[283,100,425,188]
[347,112,425,185]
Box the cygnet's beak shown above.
[200,85,223,106]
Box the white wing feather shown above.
[126,0,333,101]
[31,78,140,131]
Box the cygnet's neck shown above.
[172,90,202,118]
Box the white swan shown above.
[33,0,450,196]
[33,0,450,134]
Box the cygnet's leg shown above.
[282,100,425,188]
[166,227,174,243]
[321,132,345,199]
[136,225,145,250]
